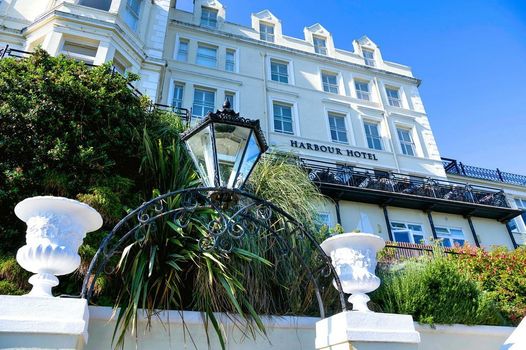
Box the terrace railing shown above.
[0,45,191,122]
[380,241,462,264]
[442,157,526,187]
[301,158,510,209]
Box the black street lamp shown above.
[180,100,268,190]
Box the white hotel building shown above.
[1,0,525,250]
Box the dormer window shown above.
[201,7,218,28]
[363,49,375,67]
[313,36,327,55]
[260,22,275,42]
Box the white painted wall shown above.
[84,307,514,350]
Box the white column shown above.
[109,0,124,13]
[501,317,526,350]
[41,31,64,56]
[93,40,115,65]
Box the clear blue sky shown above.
[177,0,526,175]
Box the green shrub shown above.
[371,256,505,326]
[452,245,526,325]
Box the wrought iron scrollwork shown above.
[81,187,348,318]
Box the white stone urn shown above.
[15,196,103,297]
[321,232,385,312]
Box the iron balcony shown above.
[301,158,522,222]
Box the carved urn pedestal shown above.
[320,232,385,311]
[15,196,102,297]
[316,232,420,350]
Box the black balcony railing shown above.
[300,158,523,222]
[442,157,526,187]
[0,45,191,122]
[302,158,509,208]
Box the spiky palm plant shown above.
[111,128,332,349]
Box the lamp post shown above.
[81,102,348,317]
[180,100,268,194]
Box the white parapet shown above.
[0,295,90,350]
[315,311,420,350]
[501,317,526,350]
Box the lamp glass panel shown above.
[185,125,215,187]
[213,123,252,188]
[234,132,262,189]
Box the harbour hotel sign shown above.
[290,139,379,161]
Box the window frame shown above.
[124,0,142,31]
[390,221,426,244]
[313,35,327,55]
[172,82,184,109]
[435,226,466,248]
[176,38,189,62]
[192,87,215,119]
[270,59,290,84]
[321,71,339,94]
[196,43,218,68]
[363,121,383,151]
[386,87,402,107]
[396,127,416,156]
[327,112,349,144]
[225,48,236,72]
[272,101,294,135]
[362,48,376,67]
[260,22,275,42]
[200,7,218,28]
[224,91,236,110]
[511,198,526,233]
[354,80,370,101]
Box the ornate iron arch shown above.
[81,187,348,318]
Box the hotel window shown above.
[260,22,275,42]
[61,41,98,64]
[196,44,217,68]
[313,36,327,55]
[270,60,289,83]
[355,80,370,101]
[435,227,466,248]
[200,7,218,28]
[316,212,331,227]
[124,0,142,31]
[397,128,415,156]
[328,113,348,144]
[225,49,236,72]
[172,83,184,109]
[112,57,127,75]
[273,102,293,134]
[510,199,526,232]
[224,91,235,108]
[364,122,383,150]
[176,39,189,62]
[192,88,215,119]
[78,0,111,11]
[322,72,338,94]
[386,87,402,107]
[391,222,425,244]
[363,49,375,67]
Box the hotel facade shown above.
[1,0,525,250]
